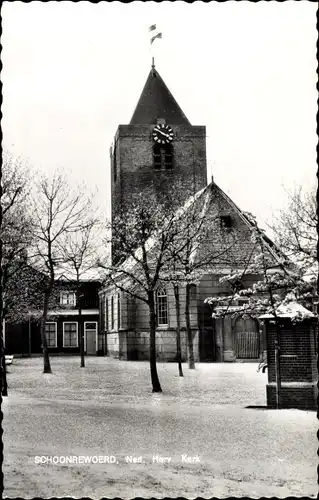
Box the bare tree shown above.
[270,185,317,308]
[1,152,34,395]
[205,213,302,409]
[59,220,100,367]
[31,172,94,374]
[162,185,241,370]
[98,185,204,392]
[172,283,183,377]
[1,153,34,314]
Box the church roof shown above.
[107,180,289,284]
[130,66,191,126]
[105,182,289,290]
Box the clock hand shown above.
[158,129,169,138]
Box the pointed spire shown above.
[130,66,191,126]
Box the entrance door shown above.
[200,327,216,361]
[85,322,97,355]
[199,302,216,362]
[235,317,260,359]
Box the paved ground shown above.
[2,356,317,498]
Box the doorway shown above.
[199,302,216,362]
[84,322,98,355]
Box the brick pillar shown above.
[264,317,317,410]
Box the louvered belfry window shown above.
[153,144,173,170]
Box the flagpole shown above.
[149,24,156,69]
[148,24,162,70]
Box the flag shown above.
[150,32,162,44]
[149,24,156,32]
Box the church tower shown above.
[110,63,208,250]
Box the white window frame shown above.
[60,291,76,307]
[45,321,58,348]
[63,321,78,348]
[156,287,168,327]
[84,321,98,351]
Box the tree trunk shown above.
[40,290,52,374]
[28,316,32,357]
[79,307,85,368]
[185,283,195,369]
[173,284,183,377]
[266,278,281,409]
[148,291,162,392]
[0,320,8,396]
[77,285,85,368]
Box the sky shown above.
[1,1,317,229]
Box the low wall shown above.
[266,382,317,411]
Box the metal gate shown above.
[235,318,260,359]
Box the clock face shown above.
[152,124,174,144]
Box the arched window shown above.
[156,287,168,326]
[153,144,173,171]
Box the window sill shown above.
[156,325,170,330]
[63,346,79,348]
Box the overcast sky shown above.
[2,1,317,227]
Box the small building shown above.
[5,279,102,356]
[260,302,317,410]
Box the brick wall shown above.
[266,319,316,383]
[196,184,260,268]
[265,318,317,410]
[267,383,317,410]
[111,124,207,225]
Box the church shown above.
[98,62,283,363]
